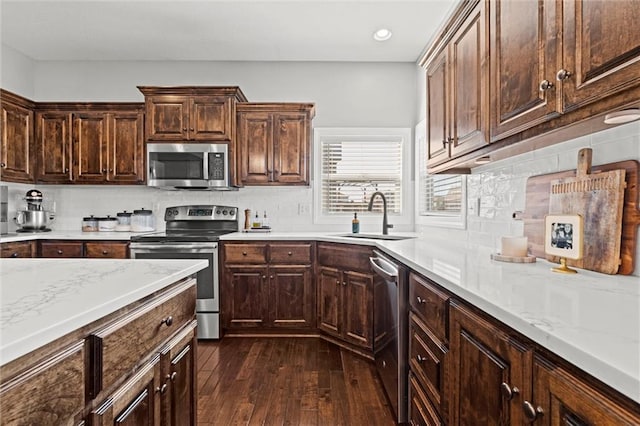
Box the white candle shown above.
[501,236,528,257]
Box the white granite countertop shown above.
[2,230,639,403]
[0,258,208,366]
[1,230,146,242]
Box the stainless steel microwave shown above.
[147,143,234,190]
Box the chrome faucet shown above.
[367,192,393,235]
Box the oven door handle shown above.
[369,256,398,282]
[130,244,217,252]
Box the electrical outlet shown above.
[468,197,480,216]
[297,203,311,215]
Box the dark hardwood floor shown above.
[197,337,396,425]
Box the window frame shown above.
[313,127,413,227]
[414,119,467,229]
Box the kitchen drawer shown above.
[270,242,312,264]
[0,342,85,424]
[0,241,34,258]
[88,279,196,394]
[409,313,447,416]
[317,242,372,272]
[224,243,268,264]
[409,372,443,426]
[409,272,449,342]
[39,241,84,258]
[85,241,129,259]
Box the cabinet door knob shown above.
[169,372,178,381]
[500,382,520,400]
[109,168,113,172]
[262,275,267,279]
[336,280,341,285]
[190,128,195,132]
[160,316,173,327]
[342,281,347,286]
[522,401,543,422]
[415,354,426,363]
[102,250,109,255]
[64,168,69,173]
[11,252,19,258]
[270,275,274,279]
[183,128,188,132]
[242,251,247,256]
[102,168,107,173]
[0,162,5,168]
[556,69,572,81]
[156,383,168,394]
[416,296,426,304]
[539,79,554,91]
[287,251,292,256]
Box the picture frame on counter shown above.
[544,214,584,260]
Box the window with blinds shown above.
[319,135,404,215]
[419,174,463,215]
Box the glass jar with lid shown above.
[115,211,132,232]
[131,208,155,232]
[98,216,118,232]
[82,215,99,232]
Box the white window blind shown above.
[320,137,403,214]
[420,174,463,215]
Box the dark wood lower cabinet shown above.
[449,301,533,425]
[269,265,314,328]
[0,240,34,258]
[91,355,161,426]
[224,266,269,328]
[409,372,443,426]
[531,355,640,426]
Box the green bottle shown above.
[352,213,360,233]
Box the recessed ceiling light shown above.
[373,28,393,42]
[603,108,640,125]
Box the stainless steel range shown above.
[130,205,238,339]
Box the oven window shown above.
[133,251,215,301]
[149,152,204,179]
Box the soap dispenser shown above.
[352,213,360,233]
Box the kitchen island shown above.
[0,258,207,424]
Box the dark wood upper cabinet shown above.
[425,0,640,173]
[35,104,144,184]
[35,110,73,183]
[489,0,561,141]
[425,0,488,169]
[138,86,247,142]
[561,0,640,112]
[0,90,35,183]
[236,103,314,186]
[74,112,108,183]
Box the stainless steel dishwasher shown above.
[370,249,408,424]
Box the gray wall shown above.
[0,44,35,98]
[30,60,417,128]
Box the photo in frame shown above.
[544,214,584,260]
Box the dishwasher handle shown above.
[369,254,398,282]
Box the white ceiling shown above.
[0,0,457,62]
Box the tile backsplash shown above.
[417,119,640,277]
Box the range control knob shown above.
[216,210,221,215]
[173,209,179,216]
[222,210,228,215]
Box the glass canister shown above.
[98,216,118,232]
[131,208,155,232]
[82,215,99,232]
[115,211,132,232]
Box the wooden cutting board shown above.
[547,149,626,274]
[515,154,639,275]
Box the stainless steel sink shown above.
[337,233,414,241]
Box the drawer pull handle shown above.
[169,372,178,381]
[160,316,173,327]
[57,249,63,255]
[11,253,19,258]
[102,250,109,255]
[288,251,292,256]
[416,354,426,363]
[501,382,520,400]
[416,296,426,304]
[242,251,247,256]
[156,383,168,394]
[523,401,543,422]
